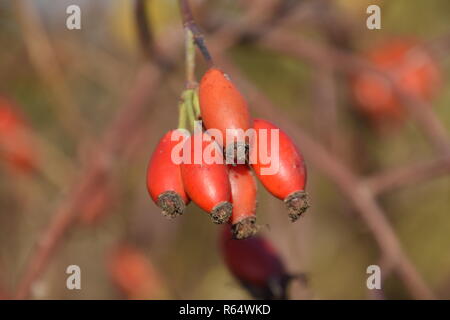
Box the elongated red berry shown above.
[219,225,292,299]
[0,98,36,173]
[199,68,252,163]
[228,165,258,239]
[351,39,441,121]
[250,119,309,222]
[180,132,232,224]
[147,130,189,218]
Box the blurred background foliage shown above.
[0,0,450,299]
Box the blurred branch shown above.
[135,0,154,59]
[257,31,450,155]
[15,63,162,299]
[134,0,173,70]
[15,0,177,298]
[364,155,450,195]
[13,0,89,140]
[425,32,450,61]
[311,64,342,153]
[184,29,196,87]
[366,255,393,300]
[207,0,307,52]
[29,129,76,190]
[0,269,9,300]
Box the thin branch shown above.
[178,0,213,66]
[0,268,9,300]
[425,32,450,61]
[135,0,154,59]
[185,29,196,87]
[364,155,450,195]
[134,0,173,69]
[311,64,342,152]
[367,255,393,300]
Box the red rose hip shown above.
[147,129,189,218]
[250,119,309,222]
[199,68,252,163]
[228,165,258,239]
[180,132,232,224]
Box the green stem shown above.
[185,29,196,87]
[178,100,188,130]
[192,89,201,119]
[184,90,196,131]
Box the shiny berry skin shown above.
[250,119,309,222]
[199,68,253,163]
[147,129,190,218]
[180,132,232,224]
[228,165,258,239]
[351,39,441,121]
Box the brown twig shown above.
[311,64,341,152]
[135,0,173,70]
[135,0,154,59]
[178,0,213,66]
[364,155,450,195]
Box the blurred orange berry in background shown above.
[107,244,168,299]
[0,97,37,173]
[351,39,441,122]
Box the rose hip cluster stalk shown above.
[147,67,310,239]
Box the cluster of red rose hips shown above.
[147,67,309,239]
